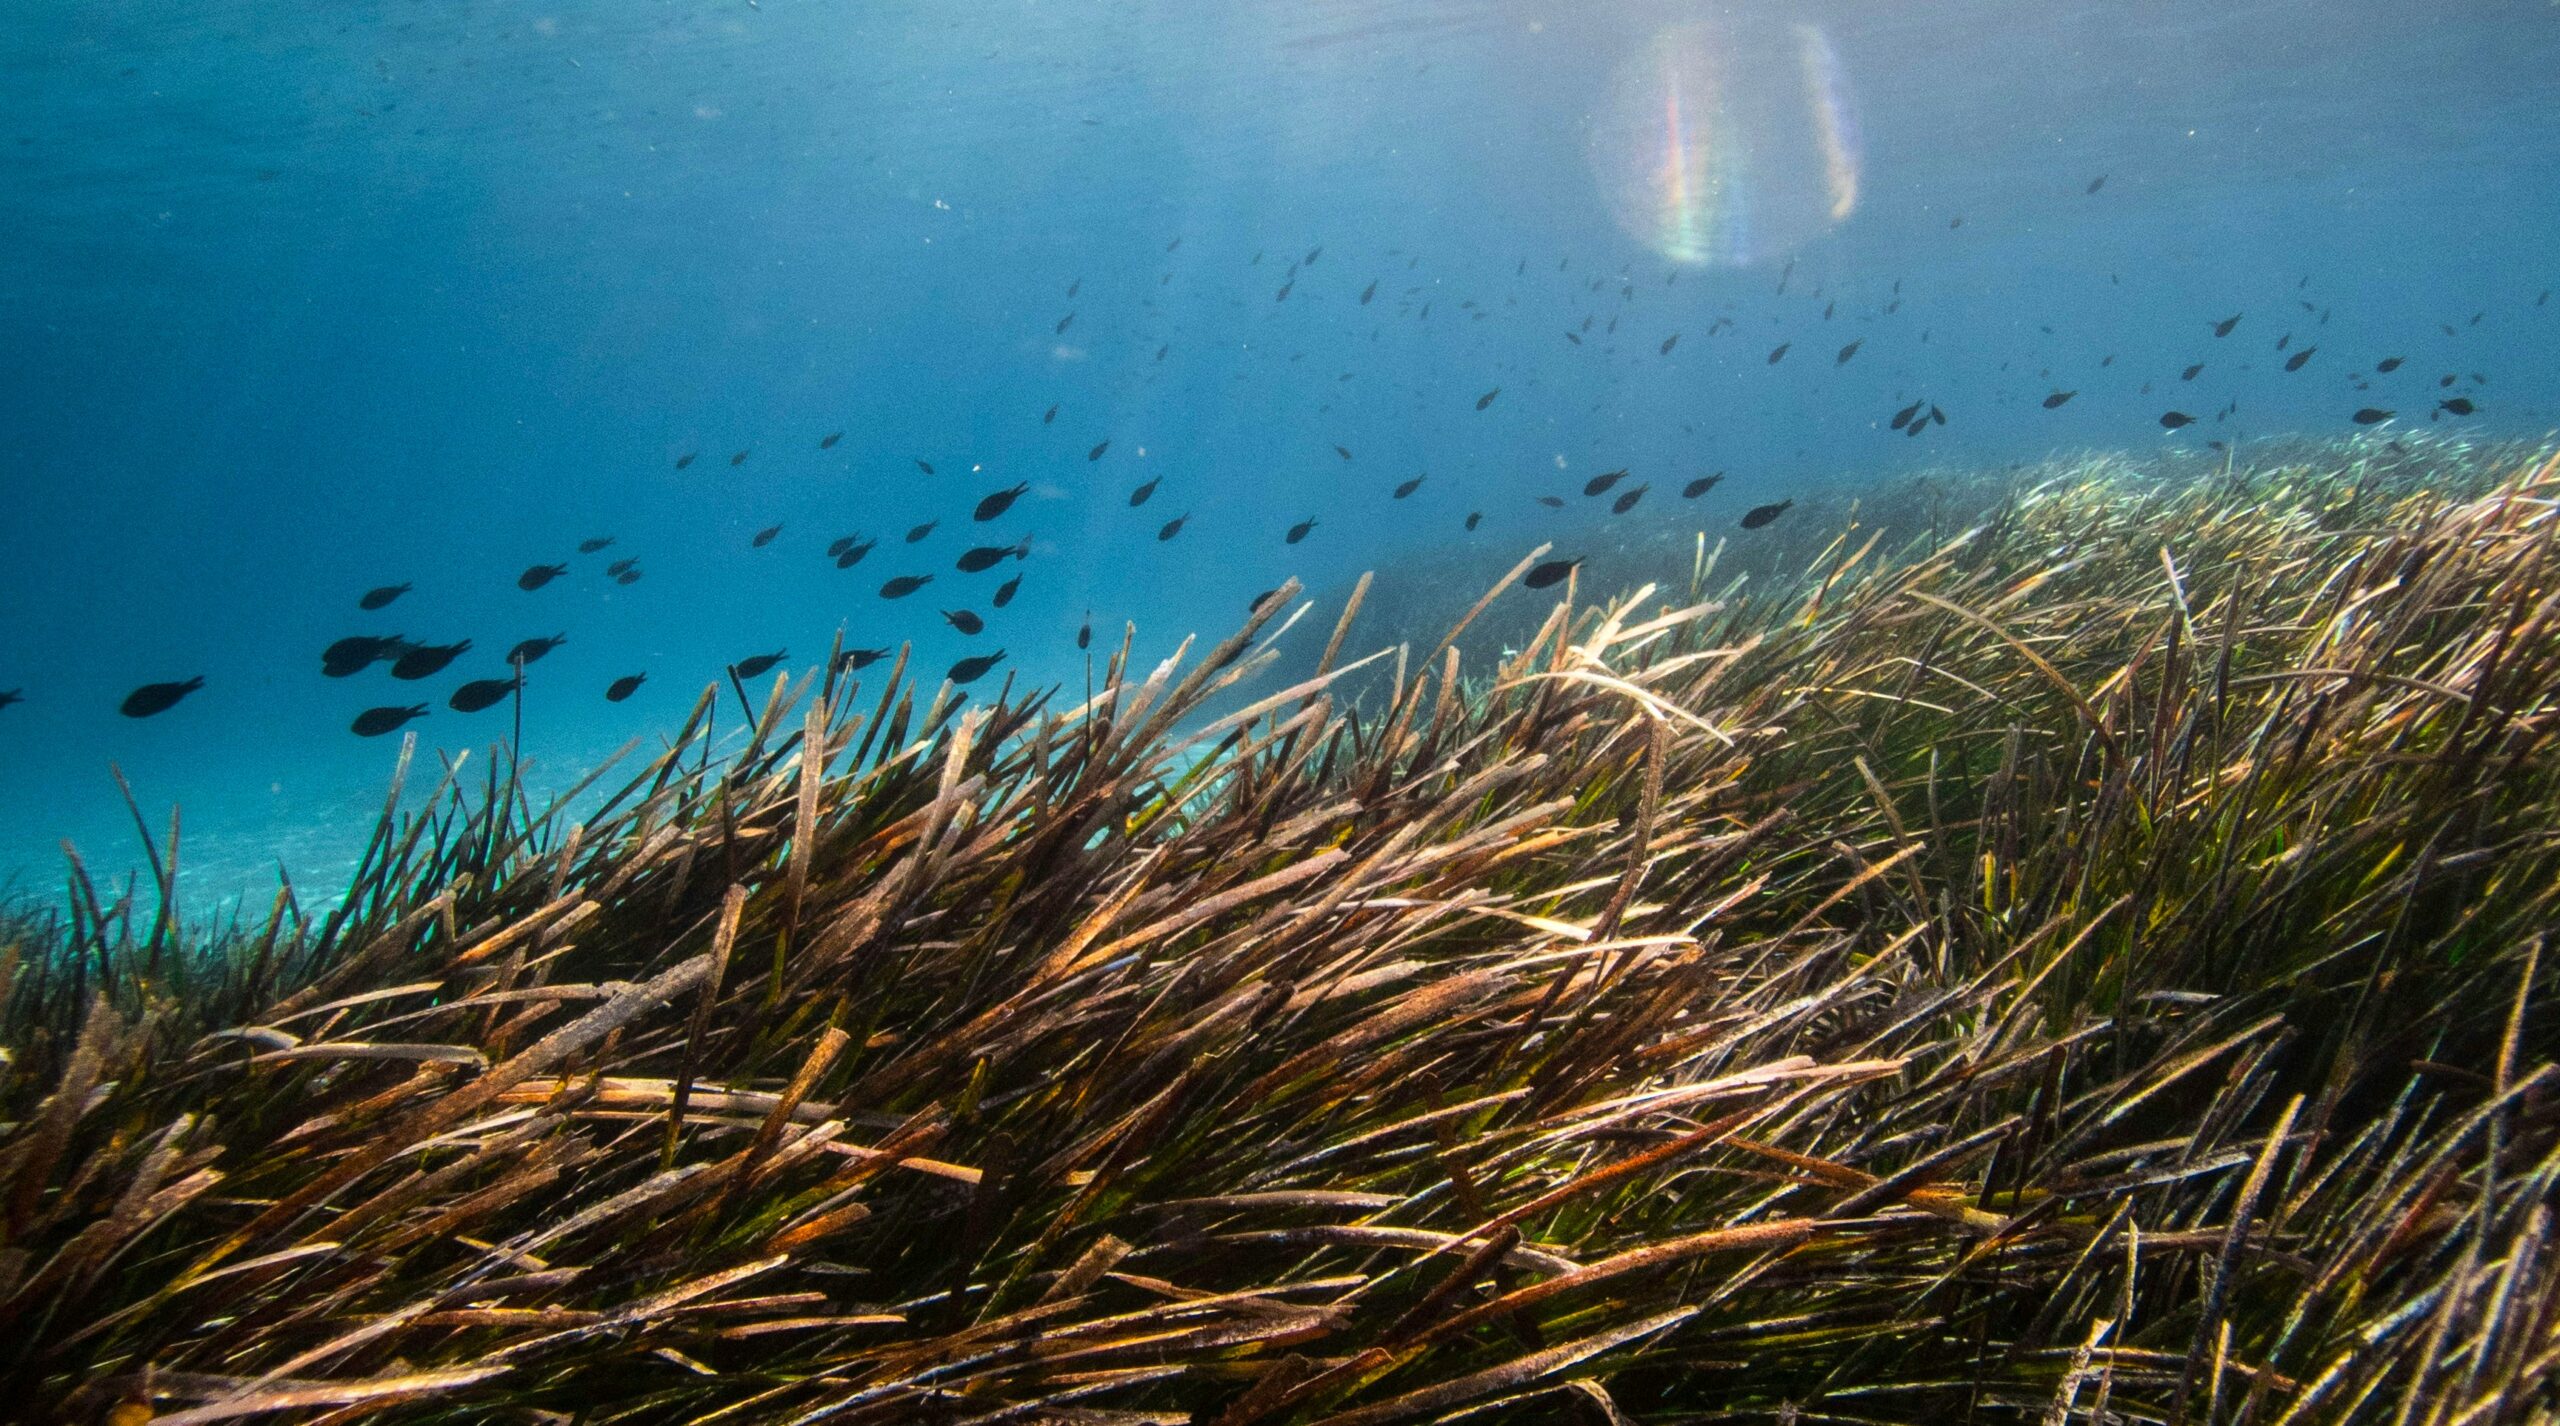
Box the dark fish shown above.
[1157,513,1188,541]
[957,540,1028,573]
[358,582,410,611]
[2276,334,2291,351]
[351,704,427,738]
[1931,406,1947,427]
[119,677,204,718]
[2375,356,2404,372]
[1155,344,1168,362]
[1475,387,1499,411]
[1611,483,1648,515]
[916,458,935,475]
[0,689,20,711]
[2182,363,2204,381]
[1836,339,1862,365]
[1056,311,1075,334]
[1949,215,1964,227]
[1464,511,1482,530]
[517,563,568,591]
[1394,475,1425,499]
[975,482,1029,521]
[881,574,932,599]
[1043,403,1059,424]
[730,650,787,680]
[1088,439,1110,461]
[615,568,642,586]
[1767,342,1790,364]
[943,609,984,636]
[507,634,566,667]
[2352,408,2394,425]
[2438,397,2476,416]
[1361,280,1376,304]
[731,450,749,467]
[1286,517,1318,544]
[1583,469,1629,497]
[1682,473,1724,498]
[948,650,1006,684]
[449,677,517,714]
[827,535,857,558]
[2284,346,2316,372]
[577,536,615,554]
[832,648,888,673]
[820,432,842,449]
[835,539,876,569]
[676,452,697,469]
[2042,390,2076,409]
[1522,558,1581,590]
[1740,500,1793,529]
[1304,245,1321,265]
[1660,333,1680,355]
[752,524,782,547]
[1564,331,1581,345]
[606,673,647,702]
[1129,477,1159,507]
[1275,280,1293,301]
[992,573,1022,608]
[1077,616,1092,650]
[1891,400,1924,430]
[606,557,638,577]
[322,635,405,677]
[2213,313,2242,337]
[2159,411,2196,430]
[905,520,938,544]
[1537,495,1565,509]
[393,641,470,680]
[1334,444,1353,462]
[2085,174,2106,194]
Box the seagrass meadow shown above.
[4,437,2559,1425]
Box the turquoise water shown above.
[3,0,2556,909]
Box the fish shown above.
[1682,473,1724,498]
[448,677,517,714]
[1304,245,1321,265]
[1464,511,1482,530]
[1836,339,1862,365]
[1394,475,1425,499]
[730,650,787,680]
[957,540,1029,573]
[0,690,19,711]
[1475,387,1499,411]
[835,540,876,569]
[905,520,938,544]
[2085,174,2106,194]
[1248,587,1286,618]
[974,482,1029,521]
[358,582,411,610]
[820,432,842,449]
[615,569,642,586]
[916,459,935,475]
[507,634,566,667]
[1158,513,1188,541]
[605,673,648,702]
[1361,280,1376,304]
[517,563,568,591]
[2043,391,2076,409]
[676,452,697,469]
[1043,403,1059,424]
[1740,500,1794,529]
[2182,363,2204,381]
[1522,558,1581,590]
[2276,334,2291,351]
[1564,331,1581,345]
[392,641,470,680]
[1286,518,1318,544]
[1660,333,1680,356]
[1582,470,1628,497]
[1275,281,1293,301]
[1334,444,1353,462]
[351,704,428,738]
[1767,342,1790,364]
[577,536,615,554]
[1056,312,1074,334]
[606,557,638,577]
[881,574,933,599]
[2159,411,2196,430]
[948,650,1006,684]
[943,609,984,636]
[731,450,749,467]
[2375,356,2404,372]
[1891,400,1924,431]
[119,677,204,718]
[2285,346,2316,372]
[826,535,857,558]
[1611,483,1648,515]
[2438,397,2476,415]
[2213,313,2242,337]
[992,573,1022,607]
[832,648,888,673]
[1088,439,1111,462]
[752,524,782,547]
[2352,408,2395,425]
[322,635,406,677]
[1077,615,1092,650]
[1129,477,1159,507]
[1931,406,1947,426]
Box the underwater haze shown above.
[3,0,2557,909]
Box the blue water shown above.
[4,0,2557,910]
